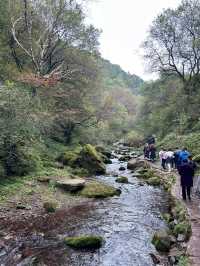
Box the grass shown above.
[177,255,190,266]
[0,166,73,203]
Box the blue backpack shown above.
[179,151,190,163]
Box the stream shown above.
[0,146,169,266]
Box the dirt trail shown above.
[152,160,200,266]
[172,173,200,266]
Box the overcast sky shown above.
[87,0,181,80]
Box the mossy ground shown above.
[78,181,121,198]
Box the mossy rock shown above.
[173,222,192,241]
[152,230,172,253]
[77,144,106,175]
[43,201,58,213]
[115,176,129,184]
[56,178,85,192]
[147,176,161,186]
[78,181,121,198]
[64,235,103,249]
[95,146,112,158]
[127,159,150,170]
[137,168,149,174]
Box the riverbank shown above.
[0,146,170,265]
[171,171,200,266]
[148,159,200,266]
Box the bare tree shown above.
[143,0,200,94]
[10,0,100,83]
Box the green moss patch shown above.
[115,176,129,184]
[152,230,173,253]
[147,176,161,186]
[64,235,103,249]
[78,181,121,198]
[77,144,106,175]
[173,222,192,241]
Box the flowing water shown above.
[0,148,169,266]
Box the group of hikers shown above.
[143,136,197,201]
[159,147,196,201]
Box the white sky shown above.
[87,0,181,80]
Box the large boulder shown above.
[127,159,150,170]
[56,178,85,192]
[77,144,106,175]
[78,181,121,198]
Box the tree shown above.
[9,0,100,83]
[143,0,200,94]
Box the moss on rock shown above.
[115,176,129,184]
[95,146,112,158]
[64,235,103,249]
[152,230,173,253]
[77,144,106,175]
[147,176,161,186]
[78,181,121,198]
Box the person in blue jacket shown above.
[178,148,190,166]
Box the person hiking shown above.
[159,148,167,170]
[165,149,174,172]
[147,135,155,145]
[174,147,181,169]
[143,143,150,159]
[178,148,190,166]
[178,159,194,201]
[149,144,156,162]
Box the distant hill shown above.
[98,58,144,94]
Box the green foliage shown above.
[158,132,200,157]
[124,130,144,147]
[177,256,189,266]
[173,222,192,241]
